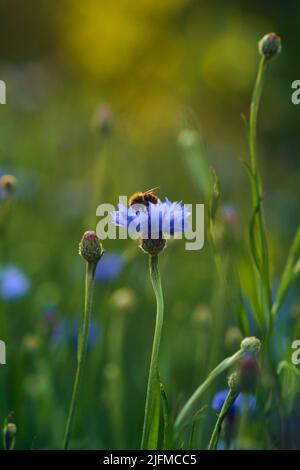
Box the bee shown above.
[129,187,160,207]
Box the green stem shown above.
[174,349,243,432]
[63,262,96,450]
[141,255,164,450]
[208,388,238,450]
[249,57,272,326]
[272,226,300,319]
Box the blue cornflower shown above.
[95,252,123,282]
[111,204,140,230]
[0,265,30,300]
[212,389,256,420]
[112,198,190,239]
[51,318,102,350]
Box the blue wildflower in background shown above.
[212,389,256,422]
[51,318,102,350]
[0,265,30,300]
[95,252,123,282]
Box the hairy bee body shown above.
[129,188,160,207]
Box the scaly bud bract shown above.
[240,336,261,355]
[79,231,104,265]
[258,33,281,60]
[228,371,241,394]
[140,238,166,256]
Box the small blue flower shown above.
[212,389,256,420]
[0,265,30,300]
[51,318,102,350]
[112,198,190,238]
[95,252,123,282]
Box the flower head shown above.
[112,198,190,238]
[112,197,190,255]
[241,336,261,355]
[79,231,104,265]
[258,33,281,60]
[0,265,30,300]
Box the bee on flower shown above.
[111,189,190,255]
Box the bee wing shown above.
[144,186,159,194]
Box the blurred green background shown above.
[0,0,299,449]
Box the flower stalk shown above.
[208,387,238,450]
[141,254,164,450]
[63,263,96,449]
[174,337,260,433]
[63,231,103,450]
[174,348,243,433]
[247,33,281,334]
[248,56,272,325]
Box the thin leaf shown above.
[237,296,251,337]
[174,349,244,431]
[277,360,300,412]
[249,201,263,276]
[272,226,300,318]
[209,166,220,221]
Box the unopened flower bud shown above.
[79,231,104,265]
[140,238,166,256]
[3,422,16,450]
[0,174,17,197]
[258,33,281,60]
[228,371,241,394]
[241,336,261,355]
